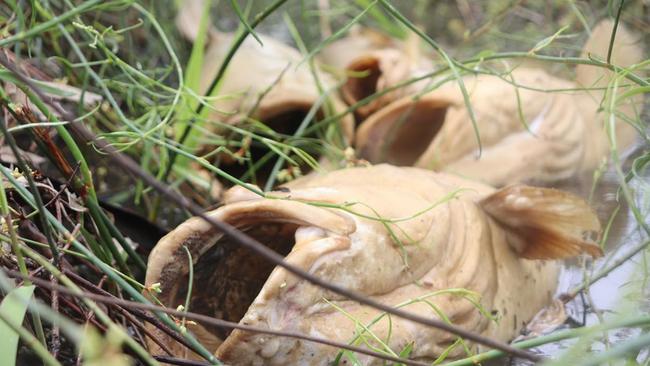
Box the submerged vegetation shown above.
[0,0,648,365]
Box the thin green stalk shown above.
[0,0,103,47]
[11,95,127,272]
[131,2,185,128]
[0,184,28,277]
[263,81,330,190]
[326,300,400,359]
[482,52,648,86]
[91,200,146,270]
[79,227,111,264]
[606,0,625,64]
[551,330,650,366]
[261,13,343,191]
[0,272,85,351]
[55,24,142,134]
[567,242,650,299]
[0,233,86,260]
[2,229,148,292]
[229,0,262,45]
[378,0,482,156]
[2,211,49,346]
[568,0,591,35]
[353,0,405,38]
[86,200,131,275]
[0,113,59,263]
[308,51,648,134]
[606,79,650,237]
[302,0,378,65]
[143,131,265,195]
[334,289,488,364]
[151,0,286,218]
[0,311,62,366]
[441,314,650,366]
[174,0,212,140]
[17,82,146,270]
[0,111,59,349]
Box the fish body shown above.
[145,165,600,364]
[356,68,609,186]
[353,21,643,186]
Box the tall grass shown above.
[0,0,648,365]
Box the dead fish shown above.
[319,28,433,118]
[355,20,644,187]
[175,0,355,173]
[144,164,601,364]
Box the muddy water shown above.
[510,145,650,364]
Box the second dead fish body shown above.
[335,21,643,187]
[145,165,601,364]
[355,67,622,186]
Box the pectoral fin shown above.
[480,185,603,260]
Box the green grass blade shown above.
[169,0,288,174]
[175,0,212,144]
[353,0,405,39]
[229,0,263,45]
[0,285,36,366]
[0,0,102,47]
[302,0,378,66]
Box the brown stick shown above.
[63,268,199,354]
[153,356,211,366]
[119,305,174,357]
[0,53,541,362]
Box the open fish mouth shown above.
[355,97,450,166]
[339,49,432,120]
[218,102,325,181]
[167,222,297,341]
[341,55,384,117]
[145,194,354,360]
[353,21,643,187]
[185,30,355,183]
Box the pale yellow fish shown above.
[354,20,643,186]
[145,164,601,364]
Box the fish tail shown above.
[480,185,603,260]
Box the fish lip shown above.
[355,95,452,166]
[342,54,384,117]
[145,197,356,295]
